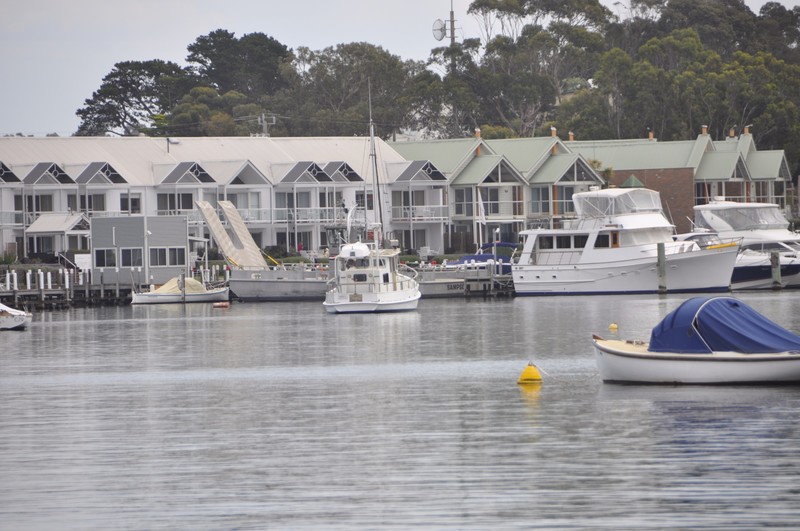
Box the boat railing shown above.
[325,274,419,294]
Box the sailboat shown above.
[322,89,421,313]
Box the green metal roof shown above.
[621,174,645,188]
[484,137,559,175]
[528,153,605,185]
[695,151,747,181]
[390,138,488,175]
[746,151,791,180]
[450,155,525,186]
[568,139,699,171]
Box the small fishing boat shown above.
[131,277,230,305]
[592,296,800,384]
[323,241,421,313]
[0,302,32,330]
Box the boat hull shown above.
[323,291,421,313]
[0,313,32,330]
[593,338,800,384]
[513,246,738,295]
[131,287,230,305]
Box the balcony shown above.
[390,205,449,222]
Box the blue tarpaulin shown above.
[649,297,800,354]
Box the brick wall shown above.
[609,169,696,234]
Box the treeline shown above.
[75,0,800,167]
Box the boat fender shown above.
[517,362,542,384]
[213,301,230,309]
[608,323,618,331]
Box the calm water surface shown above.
[2,293,800,529]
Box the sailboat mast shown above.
[368,81,385,246]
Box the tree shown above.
[75,60,195,136]
[186,29,291,97]
[270,43,425,137]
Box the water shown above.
[2,293,800,529]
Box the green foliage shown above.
[72,1,800,174]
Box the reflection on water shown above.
[2,293,800,528]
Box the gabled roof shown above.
[161,162,216,184]
[25,212,89,234]
[202,160,271,186]
[280,161,332,183]
[323,161,363,182]
[695,152,750,181]
[529,153,604,186]
[76,162,127,184]
[0,162,21,183]
[23,162,75,185]
[485,137,565,177]
[391,160,447,183]
[391,138,491,176]
[621,174,645,188]
[451,155,525,186]
[745,151,792,181]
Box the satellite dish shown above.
[432,19,446,41]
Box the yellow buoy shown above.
[609,322,618,331]
[517,362,542,384]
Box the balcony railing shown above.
[0,211,24,226]
[390,205,449,222]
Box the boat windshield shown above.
[696,205,789,231]
[573,189,662,218]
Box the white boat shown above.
[512,188,739,295]
[676,231,800,290]
[592,296,800,384]
[694,199,800,287]
[323,241,421,313]
[0,302,32,330]
[131,277,230,305]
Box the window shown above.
[481,187,500,214]
[595,234,611,248]
[556,236,572,249]
[149,247,186,267]
[157,193,193,212]
[454,188,473,216]
[25,194,54,212]
[538,236,554,249]
[95,248,116,268]
[531,187,550,214]
[121,248,143,267]
[355,191,374,210]
[120,193,141,213]
[573,235,588,249]
[68,194,106,212]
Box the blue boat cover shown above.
[648,296,800,354]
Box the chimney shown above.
[701,125,708,135]
[474,127,481,138]
[550,126,557,137]
[729,127,735,138]
[568,131,574,141]
[475,127,481,156]
[648,130,654,141]
[744,125,750,135]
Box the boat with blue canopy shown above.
[592,296,800,383]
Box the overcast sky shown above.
[0,0,787,136]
